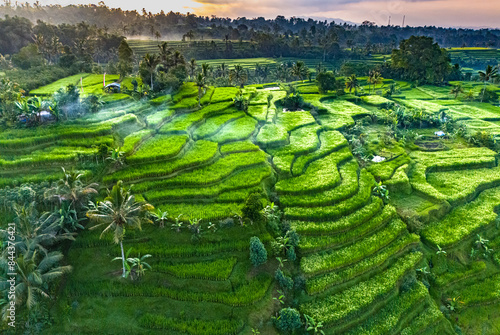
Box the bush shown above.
[316,71,337,94]
[242,192,264,222]
[275,268,294,290]
[286,246,297,262]
[274,308,302,333]
[281,93,305,111]
[249,236,267,267]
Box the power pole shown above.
[402,15,405,27]
[388,16,391,26]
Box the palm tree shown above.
[450,84,464,99]
[367,70,383,93]
[1,251,72,316]
[142,53,160,90]
[229,65,248,88]
[218,62,228,78]
[1,203,75,258]
[188,58,197,79]
[172,50,185,67]
[478,65,499,102]
[87,181,153,277]
[157,42,171,69]
[291,61,309,82]
[345,74,360,95]
[201,63,211,78]
[44,167,98,212]
[195,73,207,107]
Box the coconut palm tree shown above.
[87,181,153,277]
[218,62,228,78]
[1,203,75,258]
[478,65,499,102]
[291,61,309,82]
[44,167,98,212]
[195,73,207,107]
[201,63,211,78]
[188,58,197,79]
[157,42,171,69]
[142,53,160,90]
[367,70,383,93]
[229,65,248,88]
[0,251,71,316]
[450,84,464,99]
[345,74,360,94]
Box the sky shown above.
[36,0,500,28]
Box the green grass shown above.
[141,164,271,201]
[192,111,245,140]
[146,108,174,128]
[219,141,260,154]
[361,95,392,107]
[301,218,407,276]
[292,130,348,175]
[306,233,419,295]
[290,196,382,236]
[207,116,258,143]
[281,160,359,207]
[422,186,500,246]
[30,73,89,95]
[138,314,244,334]
[104,140,218,183]
[277,110,316,131]
[127,134,189,163]
[157,257,238,281]
[269,124,321,157]
[345,282,429,335]
[275,148,350,194]
[300,252,422,325]
[247,104,268,121]
[284,165,373,221]
[255,124,288,148]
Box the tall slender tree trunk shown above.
[481,81,487,102]
[151,73,154,91]
[120,240,126,277]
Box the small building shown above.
[104,82,121,93]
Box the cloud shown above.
[189,0,500,28]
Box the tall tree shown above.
[0,251,72,317]
[117,39,134,79]
[345,74,360,94]
[142,53,160,90]
[44,167,98,213]
[391,36,451,83]
[229,65,248,88]
[194,73,207,107]
[291,61,309,82]
[87,181,153,277]
[478,65,499,102]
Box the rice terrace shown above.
[1,2,500,335]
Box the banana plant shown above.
[436,245,447,256]
[304,314,325,335]
[127,253,152,277]
[171,214,184,232]
[273,290,285,305]
[112,247,133,278]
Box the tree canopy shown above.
[391,36,451,83]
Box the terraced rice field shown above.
[4,75,500,334]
